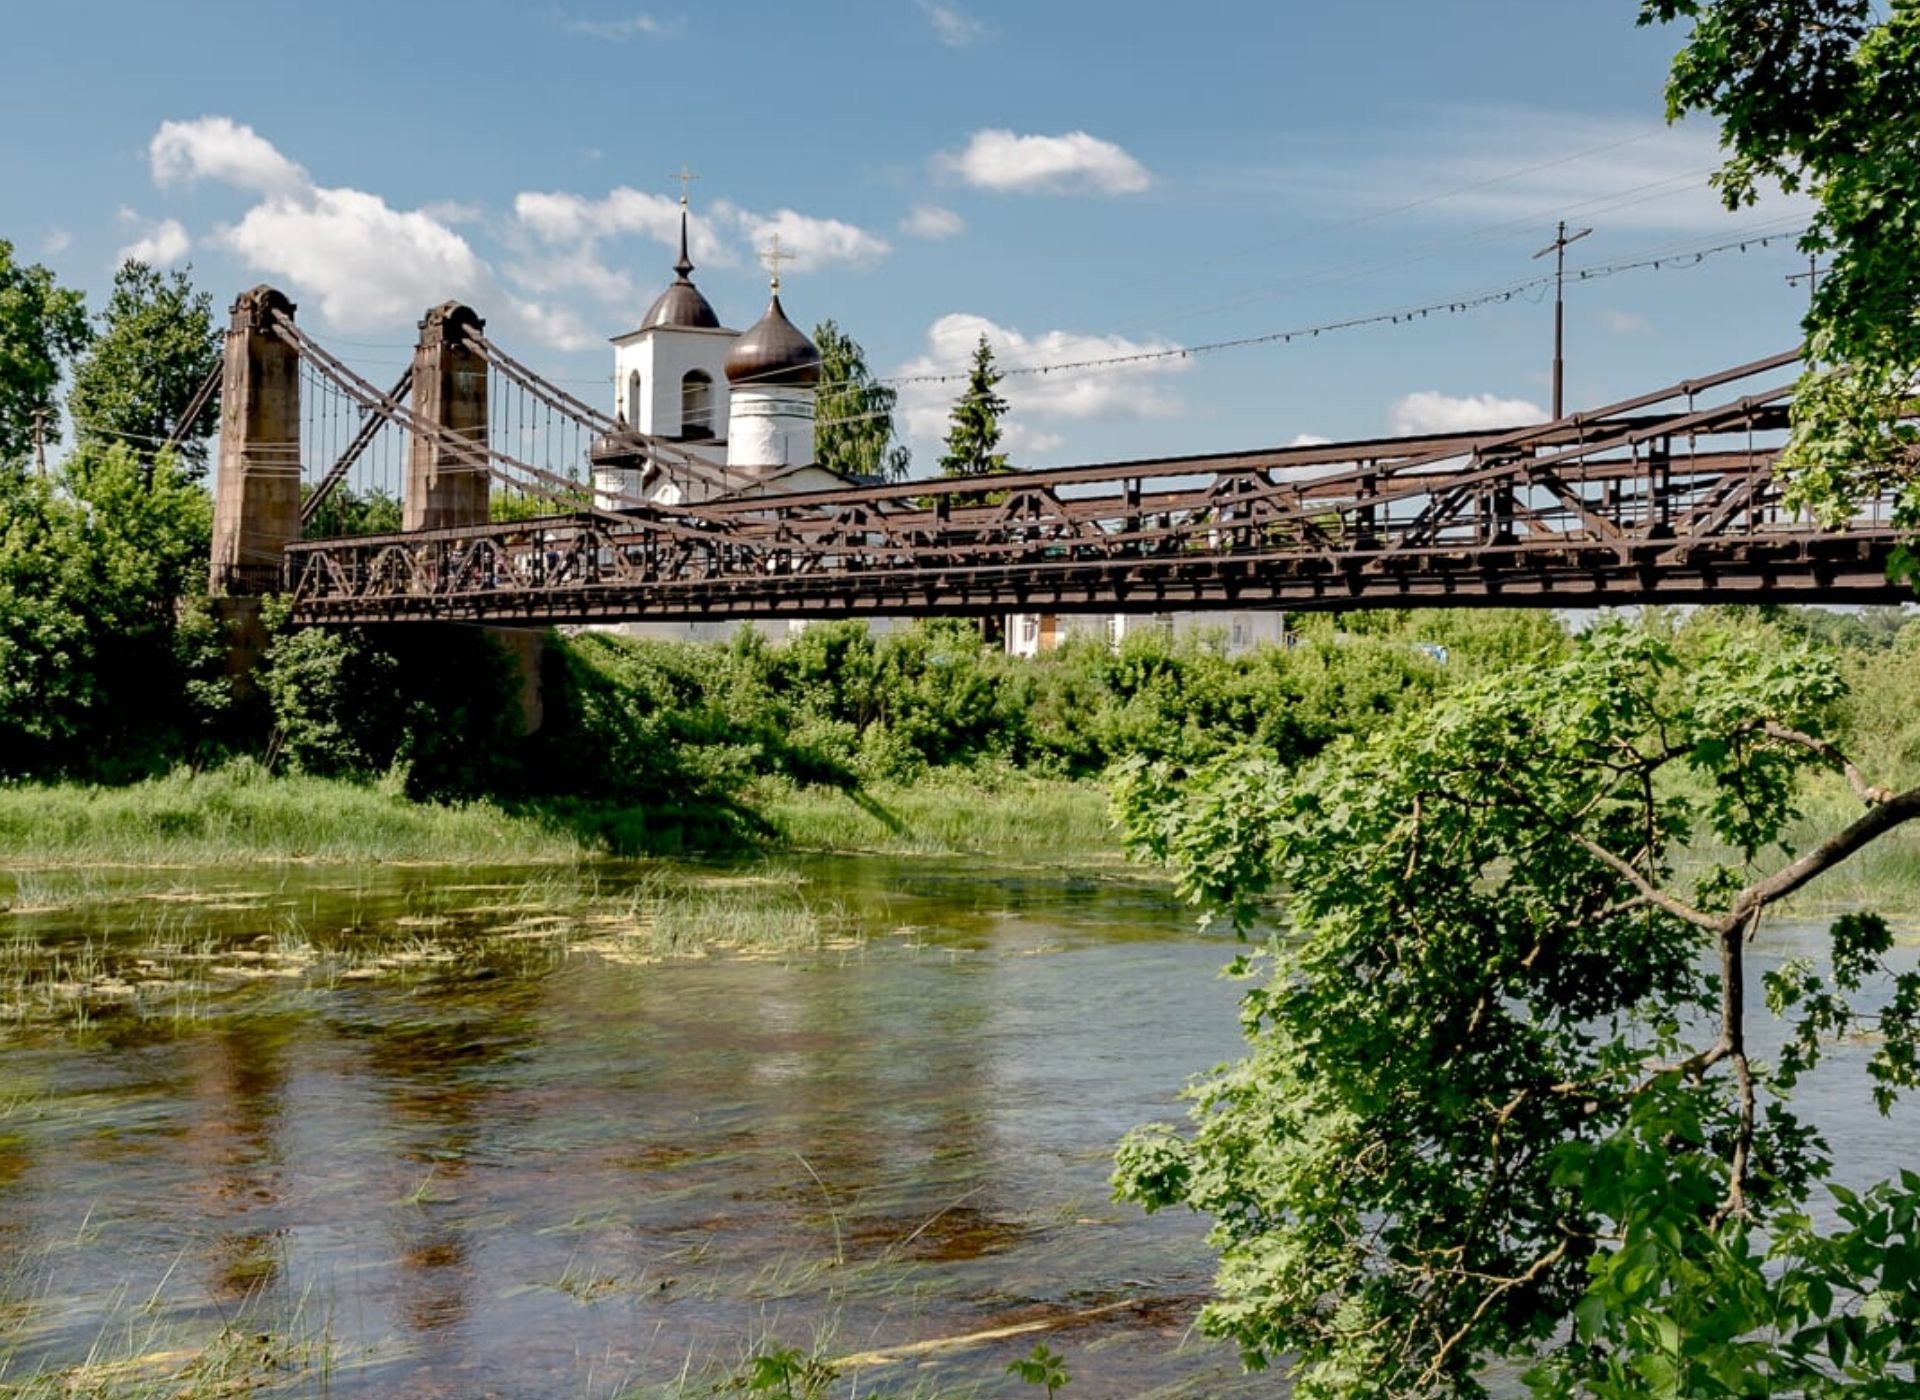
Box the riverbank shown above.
[4,765,1915,920]
[0,765,1121,872]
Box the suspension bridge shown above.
[195,285,1909,628]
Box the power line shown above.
[855,225,1812,393]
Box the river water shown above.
[0,858,1912,1398]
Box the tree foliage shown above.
[67,260,222,476]
[1640,1,1920,576]
[938,334,1010,477]
[302,483,402,539]
[1113,625,1920,1395]
[813,319,910,482]
[0,238,90,469]
[0,443,216,777]
[258,607,524,801]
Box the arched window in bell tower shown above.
[627,370,643,426]
[681,369,714,439]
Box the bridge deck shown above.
[280,352,1912,625]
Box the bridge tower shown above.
[209,286,301,594]
[406,303,491,532]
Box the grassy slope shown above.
[0,766,1121,869]
[0,765,583,866]
[2,767,1911,920]
[752,774,1119,862]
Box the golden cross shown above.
[671,161,699,207]
[759,232,788,291]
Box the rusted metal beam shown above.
[282,346,1911,628]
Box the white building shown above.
[590,201,857,641]
[1004,609,1288,660]
[593,199,1291,656]
[593,202,849,512]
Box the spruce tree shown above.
[938,334,1010,478]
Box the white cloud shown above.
[1599,308,1651,334]
[118,217,191,267]
[560,12,679,41]
[503,240,636,305]
[503,296,599,353]
[1262,107,1809,235]
[1388,390,1545,436]
[514,187,729,264]
[506,186,737,308]
[937,128,1151,196]
[421,200,485,225]
[919,0,987,46]
[900,203,965,240]
[1288,433,1332,447]
[221,188,489,330]
[41,228,72,256]
[150,116,307,196]
[895,312,1189,460]
[143,116,588,349]
[718,202,892,274]
[1005,426,1066,455]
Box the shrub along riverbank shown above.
[3,597,1917,911]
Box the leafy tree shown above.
[0,238,89,470]
[938,334,1010,478]
[0,442,213,776]
[1114,625,1920,1395]
[1639,2,1920,577]
[813,319,910,482]
[302,484,402,539]
[67,261,221,477]
[258,607,525,800]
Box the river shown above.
[0,858,1912,1398]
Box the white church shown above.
[590,203,850,514]
[591,197,1286,657]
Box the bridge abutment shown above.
[486,626,546,734]
[209,287,301,595]
[405,303,490,532]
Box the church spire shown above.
[636,164,721,332]
[671,161,699,281]
[674,205,695,281]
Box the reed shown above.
[0,763,584,868]
[753,775,1119,862]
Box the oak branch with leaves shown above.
[1114,627,1920,1397]
[1642,1,1920,581]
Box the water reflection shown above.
[8,858,1905,1396]
[184,1020,291,1301]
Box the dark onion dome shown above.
[638,210,722,331]
[723,292,822,388]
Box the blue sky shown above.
[3,1,1815,468]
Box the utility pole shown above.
[31,408,47,478]
[1534,220,1592,420]
[1785,253,1822,314]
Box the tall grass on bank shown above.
[0,765,1124,869]
[752,774,1119,861]
[0,763,584,867]
[1678,776,1920,923]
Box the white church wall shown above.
[727,387,817,472]
[612,326,733,439]
[1005,610,1288,659]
